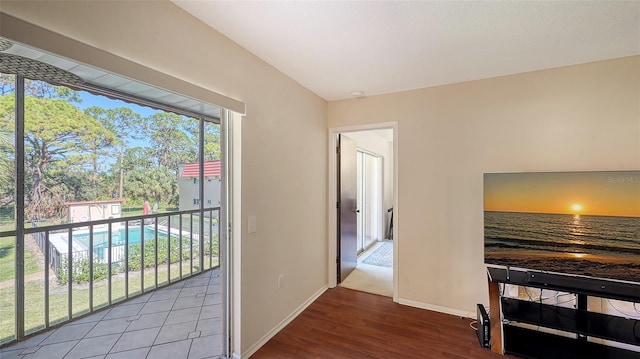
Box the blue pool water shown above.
[73,226,167,250]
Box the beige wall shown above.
[1,1,328,356]
[328,56,640,314]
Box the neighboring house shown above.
[65,200,123,223]
[178,160,221,211]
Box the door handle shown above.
[353,209,360,213]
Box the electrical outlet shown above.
[248,215,257,233]
[278,274,284,289]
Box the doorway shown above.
[331,125,396,299]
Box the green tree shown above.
[82,107,117,198]
[49,162,93,203]
[203,122,221,161]
[24,80,82,104]
[93,107,143,199]
[145,113,198,172]
[123,147,156,171]
[0,74,15,95]
[0,76,16,210]
[124,166,176,208]
[0,129,14,210]
[0,129,12,188]
[0,94,113,220]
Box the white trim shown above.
[241,285,329,358]
[229,113,243,357]
[398,298,475,319]
[392,125,398,302]
[328,121,399,303]
[231,353,241,359]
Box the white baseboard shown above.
[242,285,329,358]
[398,297,474,319]
[231,353,241,359]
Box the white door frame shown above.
[328,121,399,302]
[225,111,243,358]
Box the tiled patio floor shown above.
[0,269,223,359]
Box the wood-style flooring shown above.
[252,287,513,358]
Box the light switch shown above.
[248,215,257,233]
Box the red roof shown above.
[181,160,221,178]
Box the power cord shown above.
[470,320,478,331]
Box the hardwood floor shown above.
[252,287,513,358]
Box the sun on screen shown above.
[571,203,583,213]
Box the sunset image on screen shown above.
[483,171,640,217]
[484,170,640,283]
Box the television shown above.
[484,170,640,285]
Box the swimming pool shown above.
[72,226,167,248]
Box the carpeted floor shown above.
[340,241,393,297]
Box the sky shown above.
[79,91,159,117]
[484,171,640,217]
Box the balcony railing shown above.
[0,207,220,346]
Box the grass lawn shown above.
[0,257,219,344]
[0,220,63,282]
[0,235,42,282]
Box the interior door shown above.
[338,134,358,283]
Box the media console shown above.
[487,267,640,359]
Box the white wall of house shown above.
[67,201,122,223]
[178,176,222,211]
[1,1,327,357]
[329,56,640,315]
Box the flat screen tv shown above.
[484,170,640,284]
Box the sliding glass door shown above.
[356,150,381,254]
[0,60,228,355]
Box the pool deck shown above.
[0,269,223,359]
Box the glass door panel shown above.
[363,153,379,249]
[0,73,16,344]
[357,150,381,254]
[356,152,364,253]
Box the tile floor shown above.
[0,269,223,359]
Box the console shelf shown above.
[504,325,640,359]
[487,267,640,359]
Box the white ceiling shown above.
[173,0,640,101]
